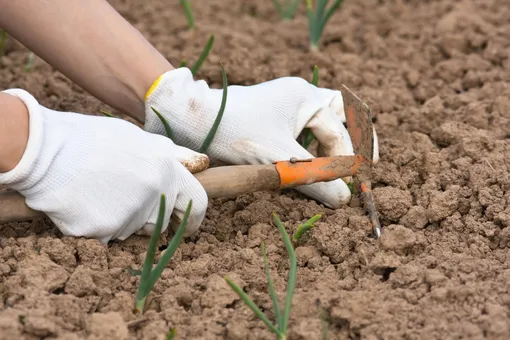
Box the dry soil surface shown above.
[1,0,510,339]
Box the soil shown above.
[1,0,510,339]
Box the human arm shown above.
[0,0,379,209]
[0,92,29,172]
[0,0,173,121]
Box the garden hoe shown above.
[0,85,382,238]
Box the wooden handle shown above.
[0,155,365,224]
[0,164,281,224]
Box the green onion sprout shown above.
[151,107,174,140]
[179,0,195,30]
[24,52,35,72]
[225,213,297,340]
[306,0,344,51]
[135,194,192,313]
[180,35,215,76]
[0,30,7,57]
[273,0,301,20]
[292,214,321,244]
[100,110,115,118]
[199,62,228,153]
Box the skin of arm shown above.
[0,92,29,172]
[0,0,174,122]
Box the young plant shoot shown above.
[135,194,192,314]
[199,62,228,153]
[24,52,35,72]
[150,61,228,153]
[306,0,344,51]
[273,0,301,20]
[225,213,297,340]
[180,35,215,76]
[179,0,195,31]
[292,214,321,244]
[0,30,7,57]
[151,107,174,140]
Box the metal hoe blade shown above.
[341,84,382,239]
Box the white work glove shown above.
[0,89,208,244]
[144,67,379,208]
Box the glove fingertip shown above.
[296,179,351,209]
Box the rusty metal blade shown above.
[341,84,374,164]
[340,85,382,238]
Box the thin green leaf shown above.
[166,328,176,340]
[261,242,282,331]
[100,110,115,118]
[179,0,195,30]
[347,181,355,194]
[301,129,315,149]
[0,30,7,57]
[292,214,321,243]
[312,65,319,86]
[24,52,35,72]
[190,35,215,76]
[316,0,327,25]
[272,213,297,334]
[135,194,167,312]
[199,62,228,153]
[287,0,301,19]
[319,306,330,340]
[145,200,192,292]
[125,266,142,276]
[319,0,343,38]
[225,277,280,335]
[274,0,300,20]
[305,0,316,39]
[151,107,173,140]
[273,0,284,17]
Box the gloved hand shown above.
[0,89,209,244]
[144,67,379,208]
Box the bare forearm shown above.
[0,0,174,122]
[0,93,29,172]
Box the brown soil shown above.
[1,0,510,339]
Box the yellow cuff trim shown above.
[144,73,165,102]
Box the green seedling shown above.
[152,61,228,153]
[24,52,35,72]
[347,181,355,194]
[135,194,192,313]
[166,329,176,340]
[199,62,228,153]
[305,0,343,51]
[225,213,296,340]
[179,0,195,31]
[301,65,319,149]
[151,107,174,140]
[0,30,7,57]
[273,0,301,20]
[292,214,321,244]
[180,35,215,76]
[100,109,115,118]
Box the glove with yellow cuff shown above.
[143,67,379,209]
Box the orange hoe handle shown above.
[275,155,366,188]
[0,155,368,224]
